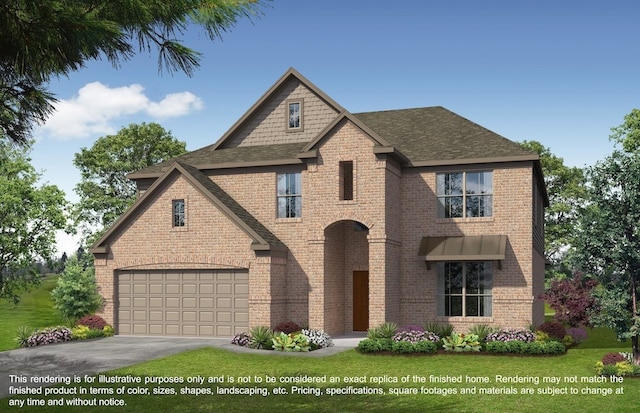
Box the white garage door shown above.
[117,269,249,337]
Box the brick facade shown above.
[93,69,546,337]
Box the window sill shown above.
[171,226,189,232]
[436,217,494,224]
[275,217,303,224]
[435,316,494,323]
[337,200,357,205]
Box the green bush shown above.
[485,340,566,355]
[103,325,115,337]
[358,338,437,354]
[424,322,454,340]
[50,257,103,321]
[71,325,91,340]
[367,322,398,339]
[412,340,437,354]
[15,326,35,348]
[272,332,310,352]
[249,326,273,350]
[443,333,481,352]
[469,324,494,342]
[391,340,414,354]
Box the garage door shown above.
[117,269,249,337]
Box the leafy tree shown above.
[50,256,103,322]
[540,272,597,328]
[519,140,586,277]
[610,108,640,153]
[0,141,67,303]
[73,122,187,241]
[573,118,640,363]
[0,0,269,145]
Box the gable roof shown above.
[91,161,286,253]
[212,67,345,150]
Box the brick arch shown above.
[115,255,251,270]
[320,213,375,232]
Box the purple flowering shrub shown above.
[25,326,72,347]
[231,332,251,347]
[396,324,425,333]
[393,330,439,343]
[485,329,536,343]
[566,327,588,344]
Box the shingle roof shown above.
[176,162,286,250]
[130,106,535,178]
[353,106,536,165]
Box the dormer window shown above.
[287,99,303,131]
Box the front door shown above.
[353,271,369,331]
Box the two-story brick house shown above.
[91,68,548,337]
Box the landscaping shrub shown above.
[595,360,640,377]
[357,338,382,353]
[442,333,481,352]
[50,257,103,322]
[391,340,415,354]
[273,321,301,334]
[485,340,566,355]
[537,321,566,341]
[424,322,453,339]
[412,340,437,353]
[103,325,115,337]
[397,324,425,333]
[249,326,273,350]
[15,326,35,348]
[272,332,310,352]
[231,332,251,347]
[566,327,588,344]
[71,325,91,340]
[301,329,333,349]
[601,352,627,365]
[486,329,536,343]
[25,326,72,347]
[77,314,107,330]
[469,324,494,342]
[368,322,398,339]
[393,330,439,343]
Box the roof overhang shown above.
[418,235,508,269]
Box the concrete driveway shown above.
[0,334,364,399]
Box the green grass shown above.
[4,331,638,412]
[2,280,637,412]
[0,275,63,351]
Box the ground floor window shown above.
[437,261,492,317]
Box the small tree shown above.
[51,257,103,322]
[541,272,598,328]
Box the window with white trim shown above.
[436,171,493,218]
[277,172,302,218]
[437,262,493,317]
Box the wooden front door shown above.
[353,271,369,331]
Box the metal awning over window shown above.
[418,235,507,269]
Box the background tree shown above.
[50,256,103,322]
[0,141,67,303]
[573,111,640,364]
[0,0,269,145]
[73,122,187,242]
[519,140,586,280]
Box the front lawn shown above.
[4,333,638,412]
[0,275,62,351]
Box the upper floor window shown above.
[172,199,185,227]
[277,173,302,218]
[436,171,493,218]
[287,100,302,130]
[339,161,354,201]
[437,262,493,317]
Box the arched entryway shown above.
[323,220,369,334]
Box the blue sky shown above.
[28,0,640,255]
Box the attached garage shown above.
[116,269,249,337]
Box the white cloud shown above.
[40,82,203,139]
